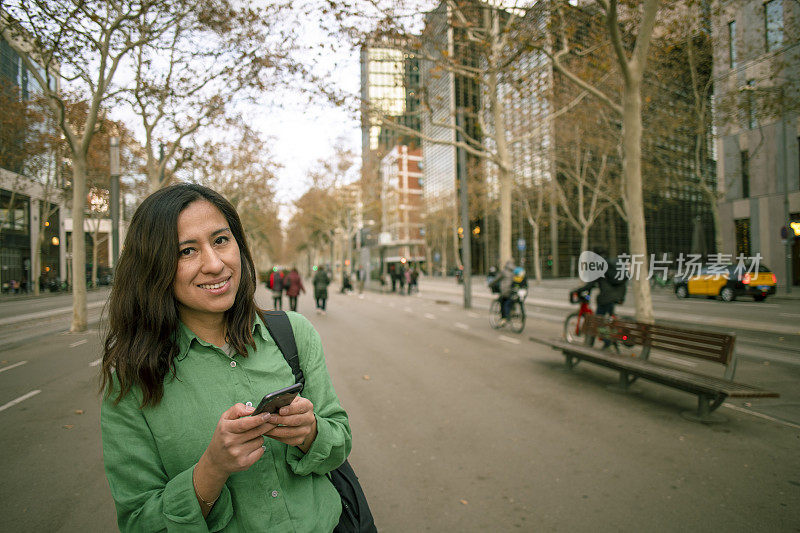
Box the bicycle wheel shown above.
[489,300,502,329]
[563,312,585,344]
[509,301,525,333]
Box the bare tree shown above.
[1,0,175,331]
[192,124,283,272]
[538,0,662,323]
[127,1,296,193]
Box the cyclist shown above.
[578,248,627,347]
[491,260,527,326]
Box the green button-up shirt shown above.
[101,312,351,532]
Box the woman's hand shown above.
[203,403,277,476]
[263,396,318,453]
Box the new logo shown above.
[578,251,607,282]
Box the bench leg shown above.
[681,393,727,423]
[564,354,579,370]
[607,370,638,394]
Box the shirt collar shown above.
[175,313,269,360]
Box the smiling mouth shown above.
[198,277,230,290]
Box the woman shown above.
[100,184,351,532]
[313,267,331,315]
[285,267,305,312]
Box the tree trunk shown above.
[622,79,654,323]
[33,233,42,297]
[91,224,99,288]
[580,227,590,257]
[532,221,542,282]
[71,157,88,332]
[486,55,513,264]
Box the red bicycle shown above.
[563,288,634,349]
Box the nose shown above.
[200,245,225,274]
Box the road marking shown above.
[424,313,436,320]
[0,361,27,374]
[69,339,88,348]
[499,335,520,345]
[0,390,41,413]
[467,312,480,319]
[89,358,102,367]
[0,300,106,327]
[722,403,800,430]
[454,322,469,330]
[404,307,413,313]
[779,313,800,318]
[656,354,697,367]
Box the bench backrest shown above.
[583,314,737,378]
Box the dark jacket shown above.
[313,270,330,299]
[580,258,627,306]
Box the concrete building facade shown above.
[712,0,800,288]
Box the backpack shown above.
[260,311,377,533]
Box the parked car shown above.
[674,264,777,302]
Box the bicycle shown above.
[563,288,635,350]
[489,286,527,333]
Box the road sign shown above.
[517,238,526,251]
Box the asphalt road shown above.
[0,286,798,532]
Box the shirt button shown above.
[245,401,252,407]
[271,490,279,498]
[230,361,236,368]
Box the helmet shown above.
[513,267,525,283]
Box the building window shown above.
[728,21,736,68]
[740,150,750,198]
[735,218,751,258]
[764,0,784,52]
[745,79,757,129]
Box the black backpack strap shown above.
[260,310,305,385]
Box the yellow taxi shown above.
[674,264,777,302]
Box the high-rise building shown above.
[712,0,799,289]
[360,34,421,221]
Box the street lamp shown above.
[109,136,121,272]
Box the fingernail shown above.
[262,413,271,422]
[279,408,288,415]
[244,405,254,412]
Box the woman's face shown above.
[173,200,241,324]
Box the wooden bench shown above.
[533,314,779,422]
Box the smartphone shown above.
[252,383,303,417]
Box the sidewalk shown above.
[394,275,800,336]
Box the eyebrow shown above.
[178,227,231,246]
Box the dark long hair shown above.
[100,184,259,407]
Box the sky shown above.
[259,53,362,219]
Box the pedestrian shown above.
[285,267,305,312]
[340,272,352,294]
[99,183,350,531]
[267,267,284,310]
[410,266,419,294]
[404,267,412,295]
[388,263,397,292]
[397,265,406,295]
[356,265,366,297]
[314,266,331,314]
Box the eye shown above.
[214,235,230,246]
[179,247,195,257]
